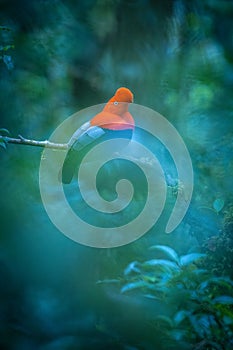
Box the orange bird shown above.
[62,87,134,184]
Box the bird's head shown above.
[114,87,134,103]
[101,87,134,116]
[91,87,135,128]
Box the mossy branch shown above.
[0,135,68,150]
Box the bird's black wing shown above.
[61,123,105,184]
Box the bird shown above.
[61,87,134,184]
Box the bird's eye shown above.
[114,101,118,105]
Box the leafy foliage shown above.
[203,206,233,278]
[101,245,233,349]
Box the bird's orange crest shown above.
[91,87,135,130]
[114,87,134,103]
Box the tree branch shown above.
[0,135,68,150]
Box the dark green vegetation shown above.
[1,1,233,349]
[98,245,233,349]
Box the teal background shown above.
[0,1,233,349]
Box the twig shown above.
[0,135,68,150]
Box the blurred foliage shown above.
[0,25,14,70]
[0,128,10,149]
[0,0,233,349]
[202,206,233,278]
[100,245,233,349]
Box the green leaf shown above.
[142,259,180,272]
[213,198,224,213]
[142,274,157,283]
[124,261,141,275]
[188,314,206,337]
[192,269,209,276]
[149,245,180,264]
[143,293,160,300]
[169,329,189,341]
[212,296,233,305]
[180,253,206,267]
[0,128,10,136]
[173,310,190,325]
[199,277,233,290]
[121,280,148,293]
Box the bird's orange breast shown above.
[90,111,135,130]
